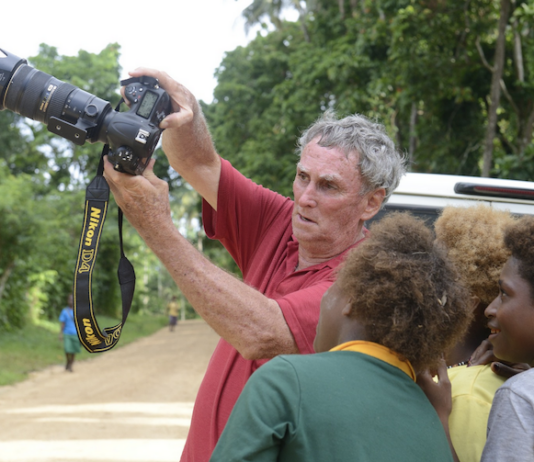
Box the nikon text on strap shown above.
[73,145,136,353]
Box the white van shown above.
[367,172,534,226]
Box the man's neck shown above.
[296,229,366,271]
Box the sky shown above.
[1,0,271,103]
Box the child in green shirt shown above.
[211,213,472,462]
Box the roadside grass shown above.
[0,313,167,386]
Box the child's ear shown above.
[342,300,353,317]
[470,295,481,311]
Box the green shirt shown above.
[211,350,453,461]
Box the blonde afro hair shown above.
[434,205,516,305]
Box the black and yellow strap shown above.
[73,149,136,353]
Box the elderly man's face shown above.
[292,139,382,259]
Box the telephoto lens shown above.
[0,48,172,175]
[0,48,112,144]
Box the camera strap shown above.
[72,144,136,353]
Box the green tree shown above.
[207,0,534,194]
[0,44,127,328]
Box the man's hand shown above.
[469,339,531,378]
[122,67,195,129]
[121,67,220,209]
[103,157,174,239]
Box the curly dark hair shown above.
[336,212,472,372]
[504,215,534,301]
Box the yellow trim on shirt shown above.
[330,340,416,381]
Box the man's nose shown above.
[298,183,318,207]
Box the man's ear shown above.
[360,188,386,222]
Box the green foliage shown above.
[3,0,534,332]
[0,43,153,330]
[205,0,534,196]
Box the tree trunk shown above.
[512,1,524,82]
[338,0,345,19]
[481,0,511,177]
[409,102,418,164]
[518,106,534,157]
[0,260,16,306]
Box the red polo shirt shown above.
[181,159,365,461]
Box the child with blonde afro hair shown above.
[434,204,516,366]
[422,204,517,462]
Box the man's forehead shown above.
[296,160,357,181]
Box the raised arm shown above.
[104,157,298,360]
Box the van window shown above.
[366,204,442,228]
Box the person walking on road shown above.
[58,293,81,372]
[167,295,180,332]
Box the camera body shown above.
[0,48,172,175]
[105,76,172,174]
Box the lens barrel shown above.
[1,48,171,175]
[0,48,111,144]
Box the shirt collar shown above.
[330,340,416,381]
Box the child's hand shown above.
[417,358,460,462]
[469,339,531,378]
[417,358,452,424]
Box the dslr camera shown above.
[0,48,172,175]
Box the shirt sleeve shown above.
[202,158,293,272]
[210,356,300,462]
[481,386,534,462]
[276,279,334,355]
[58,309,66,323]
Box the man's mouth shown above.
[298,213,315,224]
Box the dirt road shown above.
[0,320,220,462]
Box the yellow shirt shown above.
[167,301,179,317]
[448,364,506,462]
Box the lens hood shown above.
[0,48,27,110]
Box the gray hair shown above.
[297,111,406,203]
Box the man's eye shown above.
[321,182,336,190]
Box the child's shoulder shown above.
[501,368,534,393]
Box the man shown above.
[104,67,405,461]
